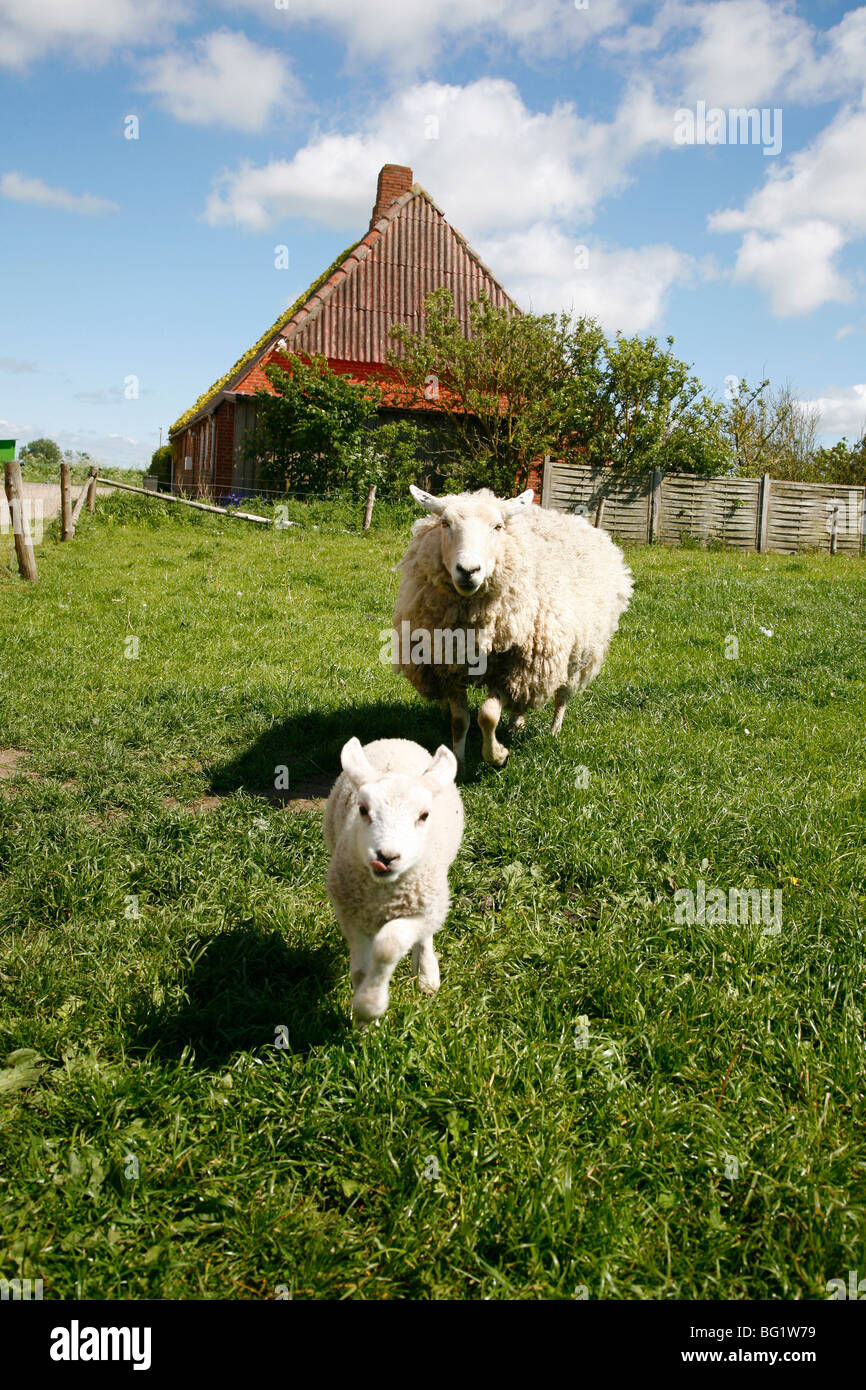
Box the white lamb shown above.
[392,485,633,771]
[324,736,464,1023]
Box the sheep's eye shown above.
[494,522,503,531]
[418,811,430,823]
[359,804,370,818]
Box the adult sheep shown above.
[391,485,633,771]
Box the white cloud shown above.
[480,224,699,333]
[729,223,852,316]
[229,0,631,70]
[0,358,38,374]
[0,0,185,69]
[606,0,866,108]
[139,30,299,133]
[0,171,118,215]
[835,324,857,341]
[799,383,866,440]
[204,77,673,234]
[707,98,866,313]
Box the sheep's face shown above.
[340,739,457,882]
[352,774,434,880]
[410,485,534,597]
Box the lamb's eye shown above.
[494,522,503,531]
[418,811,430,823]
[359,804,370,818]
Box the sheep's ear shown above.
[340,737,375,789]
[501,488,534,517]
[409,484,446,516]
[423,745,458,793]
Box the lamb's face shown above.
[437,498,507,597]
[354,774,433,881]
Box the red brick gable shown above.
[172,165,518,436]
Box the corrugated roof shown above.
[170,183,517,437]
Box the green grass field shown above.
[1,494,864,1300]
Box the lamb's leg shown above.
[410,936,440,994]
[479,691,509,767]
[449,693,470,777]
[340,917,375,995]
[352,917,425,1023]
[510,712,526,731]
[551,685,571,736]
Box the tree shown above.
[148,444,173,488]
[590,334,730,475]
[245,354,381,493]
[19,437,62,468]
[725,379,821,478]
[391,293,732,487]
[810,434,866,486]
[390,290,594,493]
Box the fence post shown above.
[829,502,839,555]
[541,455,552,509]
[69,466,98,538]
[362,484,376,531]
[86,469,98,513]
[757,473,771,553]
[3,460,38,581]
[648,469,663,543]
[60,462,73,540]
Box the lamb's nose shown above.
[375,850,400,866]
[457,561,480,578]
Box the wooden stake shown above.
[86,470,98,513]
[96,477,270,524]
[69,466,98,537]
[3,460,38,581]
[60,462,73,540]
[594,496,606,529]
[363,484,377,531]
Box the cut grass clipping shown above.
[0,492,864,1299]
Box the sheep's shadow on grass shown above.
[129,925,346,1065]
[206,699,452,802]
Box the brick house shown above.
[169,164,539,499]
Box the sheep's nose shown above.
[456,561,480,579]
[375,850,400,866]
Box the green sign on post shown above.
[0,440,15,463]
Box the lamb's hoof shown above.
[352,988,388,1023]
[511,714,526,732]
[418,980,440,996]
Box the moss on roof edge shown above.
[169,237,363,437]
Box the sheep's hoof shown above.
[510,715,526,732]
[483,747,509,768]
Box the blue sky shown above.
[1,0,865,468]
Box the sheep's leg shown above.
[479,692,509,767]
[411,936,440,994]
[449,694,470,777]
[346,929,373,992]
[510,712,526,731]
[352,917,425,1023]
[551,685,571,736]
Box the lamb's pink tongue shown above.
[371,859,388,873]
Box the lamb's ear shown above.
[501,488,534,517]
[340,737,375,789]
[423,745,458,793]
[409,484,446,516]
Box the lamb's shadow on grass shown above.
[130,925,345,1065]
[206,699,452,802]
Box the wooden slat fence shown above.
[541,459,865,555]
